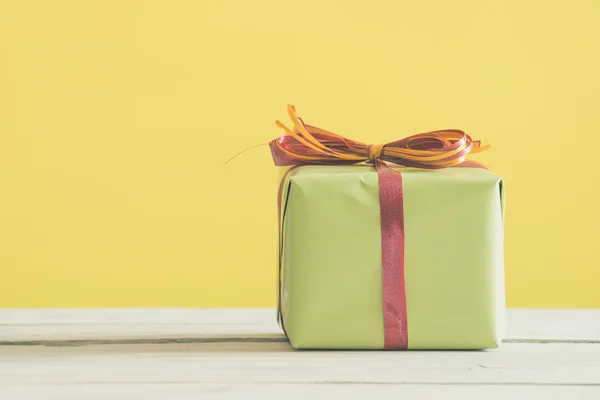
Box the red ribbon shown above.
[375,162,408,349]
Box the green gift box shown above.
[277,165,505,350]
[270,105,505,350]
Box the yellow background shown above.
[1,1,599,308]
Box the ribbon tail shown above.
[376,161,409,350]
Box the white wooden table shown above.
[1,309,599,399]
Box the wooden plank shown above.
[1,343,599,385]
[1,309,600,341]
[506,309,600,340]
[1,383,599,400]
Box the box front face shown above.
[281,166,504,349]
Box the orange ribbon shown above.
[270,105,488,169]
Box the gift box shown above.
[271,106,505,350]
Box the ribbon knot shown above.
[367,144,384,163]
[270,105,489,169]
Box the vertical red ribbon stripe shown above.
[376,163,409,350]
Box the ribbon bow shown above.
[270,105,488,169]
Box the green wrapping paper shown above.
[278,165,505,350]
